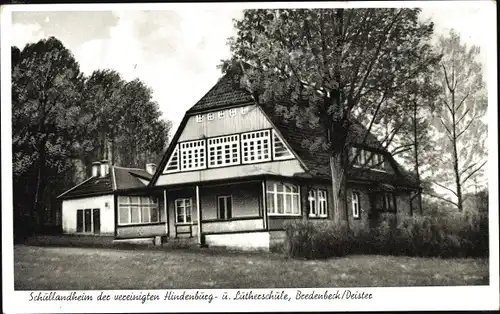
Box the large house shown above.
[59,71,421,250]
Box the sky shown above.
[10,2,495,134]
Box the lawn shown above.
[14,245,489,290]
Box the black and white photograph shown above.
[1,1,498,312]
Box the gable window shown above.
[241,130,271,164]
[272,130,293,160]
[372,153,385,171]
[208,135,240,167]
[175,198,192,224]
[196,114,203,123]
[229,109,237,117]
[217,195,232,220]
[164,145,180,173]
[308,189,328,218]
[241,106,249,114]
[76,208,100,233]
[207,113,214,121]
[180,140,206,171]
[352,192,360,219]
[267,181,301,216]
[118,196,159,225]
[218,111,225,119]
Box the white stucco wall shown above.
[205,231,270,251]
[62,194,115,235]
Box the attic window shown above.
[164,145,180,173]
[241,130,271,164]
[208,135,240,168]
[241,107,249,114]
[218,111,225,119]
[229,109,236,117]
[272,130,293,160]
[207,113,214,121]
[180,140,206,171]
[196,115,203,123]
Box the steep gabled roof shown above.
[58,166,152,200]
[150,71,420,189]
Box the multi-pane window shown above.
[352,192,360,219]
[208,135,240,167]
[175,198,192,224]
[267,181,301,215]
[217,195,232,220]
[164,145,180,173]
[229,109,237,117]
[76,208,100,233]
[118,196,159,225]
[196,115,203,123]
[207,113,214,121]
[272,130,293,160]
[180,140,206,171]
[308,189,327,217]
[241,130,271,164]
[218,111,225,119]
[241,106,249,114]
[351,147,385,171]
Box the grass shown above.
[14,244,489,290]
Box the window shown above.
[218,111,225,119]
[272,130,293,160]
[241,130,271,164]
[180,140,206,171]
[196,114,203,123]
[352,192,360,219]
[118,196,159,225]
[217,195,232,220]
[383,193,395,212]
[229,109,237,117]
[308,189,328,217]
[267,181,301,215]
[372,153,385,171]
[76,208,100,233]
[208,135,240,167]
[241,106,248,114]
[207,113,214,121]
[164,145,180,173]
[175,198,192,224]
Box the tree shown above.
[224,9,440,222]
[430,30,488,212]
[12,37,86,225]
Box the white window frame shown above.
[207,134,240,168]
[76,208,98,233]
[164,145,180,173]
[352,191,360,219]
[241,130,271,164]
[229,108,237,117]
[217,195,232,220]
[218,111,225,119]
[118,196,160,226]
[272,130,293,160]
[175,198,192,225]
[308,189,328,218]
[196,114,203,123]
[266,181,301,216]
[180,140,206,171]
[241,106,249,114]
[207,113,214,121]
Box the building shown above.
[59,71,421,250]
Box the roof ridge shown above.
[113,166,145,171]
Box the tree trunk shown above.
[450,90,464,211]
[412,101,422,216]
[32,139,47,228]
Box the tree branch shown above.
[461,160,487,185]
[424,192,459,208]
[456,115,477,139]
[434,181,458,196]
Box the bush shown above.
[284,219,352,259]
[283,210,488,260]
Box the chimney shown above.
[91,161,101,177]
[146,163,157,175]
[100,160,110,177]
